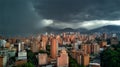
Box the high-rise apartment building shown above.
[50,38,58,59]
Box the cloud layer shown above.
[34,0,120,21]
[0,0,40,34]
[0,0,120,35]
[34,0,120,29]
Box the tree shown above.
[27,50,38,66]
[69,54,84,67]
[46,45,50,55]
[22,62,34,67]
[46,45,50,51]
[16,62,34,67]
[101,45,120,67]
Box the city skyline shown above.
[0,1,120,67]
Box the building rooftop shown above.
[89,63,100,65]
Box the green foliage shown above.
[46,45,50,51]
[69,55,84,67]
[66,44,72,47]
[36,45,50,55]
[10,56,16,62]
[46,45,50,55]
[22,62,34,67]
[39,50,47,53]
[106,39,111,44]
[27,50,38,65]
[16,62,34,67]
[101,45,120,67]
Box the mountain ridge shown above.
[42,25,120,33]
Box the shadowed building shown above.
[0,56,7,67]
[111,37,119,45]
[99,41,107,48]
[82,54,90,66]
[41,35,48,51]
[31,41,39,53]
[91,43,100,54]
[75,51,90,66]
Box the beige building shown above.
[38,53,48,66]
[76,53,90,66]
[57,49,69,67]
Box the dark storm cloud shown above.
[0,0,40,34]
[0,0,120,36]
[34,0,120,22]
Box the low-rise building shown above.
[38,53,48,66]
[89,63,100,67]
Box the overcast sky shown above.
[0,0,120,35]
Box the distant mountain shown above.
[76,28,88,32]
[58,28,75,32]
[89,25,120,32]
[37,25,120,33]
[41,26,88,33]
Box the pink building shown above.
[57,49,69,67]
